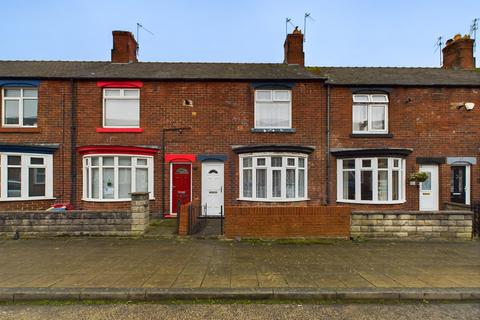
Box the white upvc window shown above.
[352,94,388,133]
[239,153,307,201]
[103,88,140,128]
[337,157,405,204]
[0,153,53,201]
[83,155,153,201]
[254,90,292,129]
[2,88,38,127]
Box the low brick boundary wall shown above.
[177,200,202,236]
[224,206,350,239]
[351,211,473,240]
[0,192,150,238]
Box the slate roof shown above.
[0,61,321,81]
[308,67,480,86]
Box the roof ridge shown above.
[0,60,293,66]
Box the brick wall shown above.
[224,206,351,238]
[351,211,473,240]
[329,86,480,210]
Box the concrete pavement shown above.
[0,238,479,301]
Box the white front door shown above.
[201,162,224,216]
[419,165,439,211]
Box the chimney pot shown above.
[111,31,138,63]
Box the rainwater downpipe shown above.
[326,84,331,204]
[70,79,77,206]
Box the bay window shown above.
[240,153,307,201]
[0,153,53,200]
[352,94,388,133]
[254,90,291,128]
[103,89,140,128]
[2,88,38,127]
[337,157,405,203]
[83,155,153,201]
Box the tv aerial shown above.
[434,36,443,66]
[136,22,154,55]
[304,12,315,42]
[285,18,295,36]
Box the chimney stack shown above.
[111,31,138,63]
[442,34,475,70]
[284,27,304,67]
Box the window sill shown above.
[0,197,55,202]
[350,133,393,138]
[237,197,309,202]
[82,197,154,202]
[251,128,296,133]
[0,127,41,133]
[336,199,406,205]
[96,128,144,133]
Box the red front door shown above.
[171,163,191,214]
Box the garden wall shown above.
[224,206,351,239]
[351,211,473,240]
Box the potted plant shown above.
[409,172,429,185]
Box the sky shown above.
[1,0,479,67]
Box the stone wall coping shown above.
[352,210,472,216]
[0,210,131,215]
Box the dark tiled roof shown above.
[308,67,480,86]
[0,61,321,80]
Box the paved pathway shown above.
[0,239,478,289]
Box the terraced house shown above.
[0,29,478,226]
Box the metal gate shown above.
[471,201,480,238]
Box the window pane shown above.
[105,99,140,127]
[4,100,19,125]
[378,170,388,201]
[103,168,115,199]
[371,105,386,130]
[272,170,281,198]
[119,157,131,166]
[298,169,305,198]
[393,159,399,168]
[371,94,388,102]
[273,90,290,101]
[8,156,21,166]
[378,158,388,169]
[353,105,368,131]
[362,159,371,168]
[392,170,399,200]
[343,159,355,169]
[136,168,148,192]
[256,169,267,198]
[352,94,369,103]
[257,158,266,166]
[119,168,132,198]
[7,167,21,197]
[137,158,148,166]
[421,172,432,191]
[30,157,44,165]
[103,157,114,166]
[271,157,282,167]
[243,169,252,197]
[286,169,296,198]
[23,89,38,98]
[23,99,38,126]
[287,158,295,166]
[298,158,305,168]
[91,157,99,166]
[29,168,46,197]
[255,101,290,128]
[361,170,373,200]
[104,89,121,96]
[243,157,252,168]
[91,168,99,198]
[256,90,271,101]
[123,89,140,97]
[4,89,21,97]
[343,171,356,200]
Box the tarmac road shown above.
[0,302,478,320]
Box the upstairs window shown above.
[103,89,140,128]
[254,90,291,129]
[2,88,38,127]
[352,94,388,134]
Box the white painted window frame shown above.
[1,87,38,127]
[102,88,140,128]
[0,153,53,201]
[254,89,292,129]
[337,157,406,204]
[352,94,388,134]
[239,152,308,202]
[82,154,154,202]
